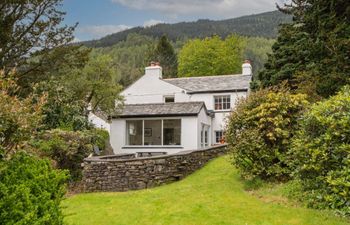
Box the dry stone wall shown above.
[83,145,228,192]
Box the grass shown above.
[63,157,349,225]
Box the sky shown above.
[62,0,286,41]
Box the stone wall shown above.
[83,144,228,192]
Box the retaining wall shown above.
[83,144,228,192]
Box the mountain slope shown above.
[81,11,291,48]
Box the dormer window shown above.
[214,95,231,110]
[164,95,175,103]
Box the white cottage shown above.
[110,61,252,155]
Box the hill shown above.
[81,10,291,48]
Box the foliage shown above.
[18,46,91,96]
[82,11,291,48]
[0,0,76,76]
[258,0,350,97]
[64,54,123,115]
[32,129,109,181]
[0,70,45,158]
[226,88,308,180]
[291,86,350,215]
[92,33,156,87]
[147,35,178,78]
[63,157,348,225]
[178,35,245,77]
[37,80,90,131]
[243,37,274,75]
[0,152,68,225]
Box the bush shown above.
[291,86,350,215]
[226,88,308,180]
[32,129,109,181]
[0,153,68,224]
[0,71,45,158]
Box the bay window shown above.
[126,119,181,146]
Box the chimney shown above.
[145,61,162,79]
[242,60,252,76]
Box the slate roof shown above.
[163,74,251,93]
[114,102,207,118]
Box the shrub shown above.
[0,71,45,158]
[291,86,350,215]
[32,129,109,181]
[0,153,68,224]
[226,88,308,180]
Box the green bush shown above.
[226,88,308,180]
[291,86,350,215]
[0,153,68,224]
[33,128,109,181]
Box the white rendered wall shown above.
[88,112,110,132]
[110,117,198,155]
[190,92,247,143]
[122,69,188,104]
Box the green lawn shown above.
[63,157,349,225]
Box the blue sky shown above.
[62,0,285,41]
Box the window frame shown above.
[214,95,231,111]
[164,95,175,103]
[215,130,225,144]
[125,118,181,147]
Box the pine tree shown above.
[148,35,178,78]
[258,0,350,97]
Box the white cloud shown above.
[111,0,286,18]
[143,19,164,27]
[78,25,131,39]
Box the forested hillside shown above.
[91,33,274,87]
[82,11,291,48]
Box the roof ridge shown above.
[163,74,243,80]
[124,101,205,106]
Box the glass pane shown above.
[214,97,222,110]
[165,96,175,103]
[144,120,162,145]
[163,119,181,145]
[126,120,143,145]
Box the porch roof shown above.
[113,102,208,118]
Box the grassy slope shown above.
[63,157,349,225]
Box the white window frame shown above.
[201,124,210,148]
[214,95,231,111]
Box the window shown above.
[126,120,143,145]
[144,120,161,145]
[163,119,181,145]
[201,124,209,148]
[164,96,175,103]
[126,119,181,146]
[215,131,225,143]
[214,95,231,110]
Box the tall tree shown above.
[0,0,76,75]
[64,54,123,115]
[178,35,245,77]
[147,35,178,78]
[258,0,350,97]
